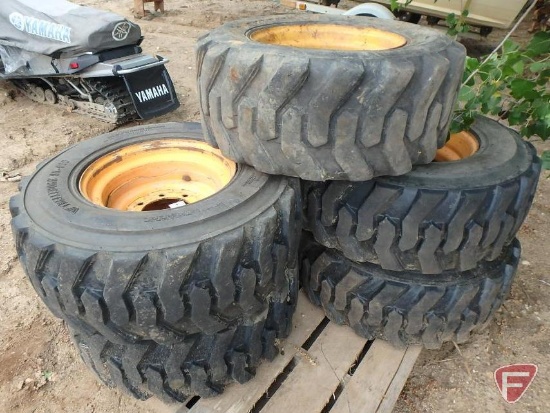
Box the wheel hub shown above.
[79,139,237,211]
[434,131,479,162]
[249,23,407,51]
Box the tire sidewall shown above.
[378,117,538,189]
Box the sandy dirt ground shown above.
[0,1,549,412]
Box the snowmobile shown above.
[0,0,179,124]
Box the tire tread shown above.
[197,20,466,181]
[11,175,301,343]
[301,239,521,349]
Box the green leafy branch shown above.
[453,32,550,140]
[454,31,550,170]
[446,8,470,37]
[389,0,413,12]
[388,0,549,168]
[391,0,471,36]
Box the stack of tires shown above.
[10,122,302,402]
[197,14,541,350]
[299,118,540,348]
[9,14,541,404]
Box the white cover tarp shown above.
[0,0,142,56]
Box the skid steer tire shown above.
[300,235,521,349]
[303,117,540,274]
[10,122,301,344]
[69,283,297,402]
[196,14,466,181]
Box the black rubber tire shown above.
[196,14,466,181]
[303,117,540,274]
[69,280,297,402]
[10,122,301,344]
[300,235,521,349]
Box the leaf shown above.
[536,69,550,84]
[447,27,458,37]
[509,79,539,100]
[489,67,503,81]
[503,39,520,54]
[542,151,550,170]
[458,85,476,102]
[465,57,480,72]
[390,0,400,11]
[450,112,475,134]
[511,61,524,75]
[507,106,530,126]
[529,61,550,73]
[389,0,413,11]
[501,53,522,77]
[477,70,490,82]
[488,95,503,115]
[526,31,550,58]
[460,24,470,33]
[450,118,464,134]
[533,100,550,120]
[446,13,457,25]
[526,120,550,140]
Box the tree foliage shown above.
[389,0,550,168]
[454,32,550,142]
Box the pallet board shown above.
[146,292,422,413]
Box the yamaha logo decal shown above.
[9,12,72,43]
[9,12,24,31]
[134,84,171,103]
[112,22,131,41]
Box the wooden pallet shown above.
[145,292,422,413]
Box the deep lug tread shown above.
[207,233,242,311]
[302,118,540,273]
[41,276,64,318]
[405,55,449,141]
[11,146,301,345]
[57,251,96,316]
[103,254,149,327]
[69,288,294,402]
[189,285,226,334]
[228,352,253,384]
[261,329,278,361]
[235,268,263,313]
[158,247,197,325]
[300,236,521,349]
[335,207,374,263]
[197,15,466,181]
[107,357,151,400]
[145,367,187,403]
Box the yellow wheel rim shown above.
[79,139,237,211]
[249,24,407,51]
[434,131,479,162]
